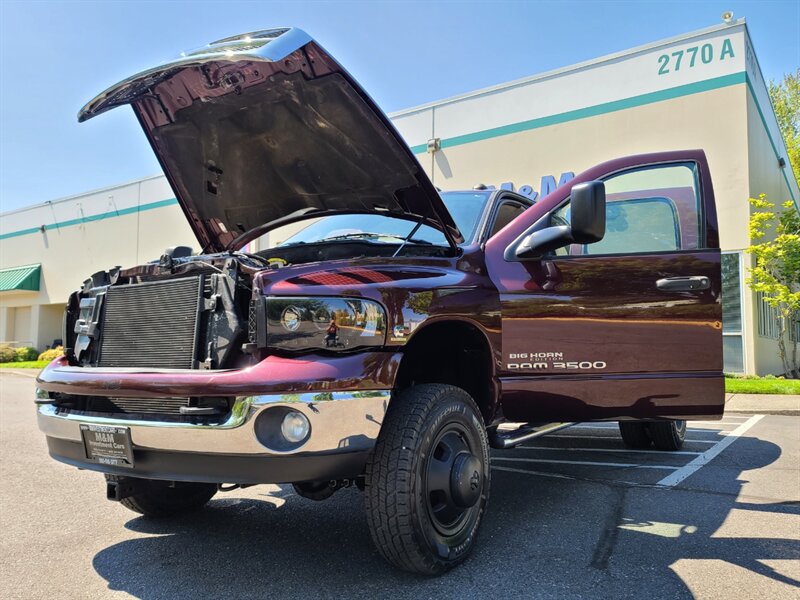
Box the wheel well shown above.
[394,321,495,423]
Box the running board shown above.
[488,422,575,449]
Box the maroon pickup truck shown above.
[35,28,723,574]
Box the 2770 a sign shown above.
[657,37,735,76]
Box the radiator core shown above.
[97,276,202,369]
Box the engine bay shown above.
[64,239,447,371]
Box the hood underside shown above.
[79,28,462,252]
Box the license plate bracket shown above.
[80,424,134,468]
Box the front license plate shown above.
[80,424,134,468]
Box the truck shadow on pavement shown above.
[92,435,800,599]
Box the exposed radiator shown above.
[97,277,202,369]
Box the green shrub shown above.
[38,346,64,362]
[15,346,39,362]
[0,346,17,362]
[0,346,15,363]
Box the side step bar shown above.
[488,422,575,449]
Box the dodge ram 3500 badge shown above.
[35,27,724,575]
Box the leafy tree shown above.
[769,69,800,182]
[747,194,800,377]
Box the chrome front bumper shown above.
[38,391,391,483]
[35,353,401,483]
[38,390,390,456]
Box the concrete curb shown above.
[0,369,40,379]
[725,393,800,415]
[725,408,800,415]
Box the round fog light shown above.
[281,411,310,443]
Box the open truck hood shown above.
[79,28,462,252]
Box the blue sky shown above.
[1,0,798,212]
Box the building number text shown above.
[657,38,735,75]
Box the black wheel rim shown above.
[424,423,483,537]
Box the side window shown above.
[490,202,528,237]
[553,163,701,256]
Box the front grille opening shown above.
[51,393,234,424]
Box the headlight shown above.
[264,297,386,351]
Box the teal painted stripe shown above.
[409,72,747,154]
[0,197,179,241]
[745,75,798,204]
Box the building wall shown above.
[12,307,31,345]
[742,29,800,375]
[0,176,198,348]
[409,85,749,246]
[37,304,65,349]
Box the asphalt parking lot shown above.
[1,370,798,599]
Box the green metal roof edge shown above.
[0,263,41,292]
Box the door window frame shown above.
[503,158,712,262]
[552,161,705,259]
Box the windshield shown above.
[274,191,490,248]
[440,191,491,241]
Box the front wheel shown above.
[365,384,490,575]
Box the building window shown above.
[721,252,744,372]
[757,291,780,339]
[758,291,800,341]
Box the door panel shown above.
[484,151,724,421]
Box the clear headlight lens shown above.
[265,297,386,351]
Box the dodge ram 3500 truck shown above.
[35,28,723,575]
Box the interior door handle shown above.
[656,276,711,292]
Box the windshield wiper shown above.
[317,232,433,245]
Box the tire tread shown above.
[649,420,686,451]
[618,421,652,448]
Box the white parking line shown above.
[517,446,702,456]
[689,422,750,426]
[491,465,641,487]
[571,421,745,428]
[694,417,751,421]
[491,457,678,470]
[657,414,765,487]
[549,435,721,444]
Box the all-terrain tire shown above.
[365,384,490,575]
[106,475,218,517]
[648,420,686,451]
[618,421,652,448]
